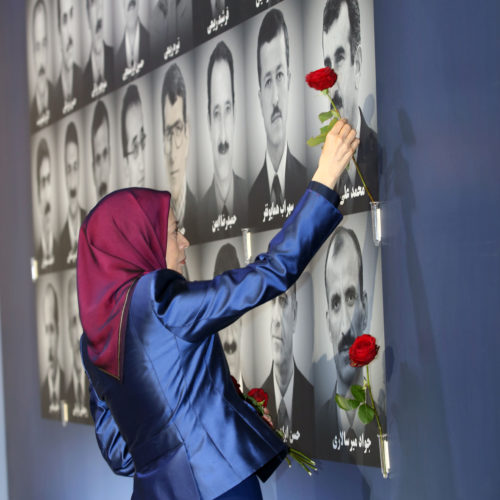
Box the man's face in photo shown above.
[258,29,290,154]
[33,3,49,93]
[87,0,104,53]
[59,0,75,71]
[123,0,139,33]
[92,119,111,199]
[67,280,81,372]
[270,287,296,370]
[124,102,146,187]
[209,59,234,190]
[322,2,360,124]
[39,155,53,239]
[43,287,59,368]
[65,139,80,216]
[325,234,366,386]
[218,319,242,378]
[163,96,189,204]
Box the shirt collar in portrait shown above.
[67,207,82,264]
[35,81,49,115]
[40,231,55,268]
[61,63,74,103]
[265,144,287,202]
[91,42,105,85]
[175,182,187,230]
[214,172,234,215]
[125,22,141,68]
[273,361,295,423]
[47,364,61,413]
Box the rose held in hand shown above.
[305,67,337,91]
[349,334,379,367]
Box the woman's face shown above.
[166,210,189,273]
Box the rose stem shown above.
[365,364,383,436]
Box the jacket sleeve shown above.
[88,380,135,477]
[153,183,342,342]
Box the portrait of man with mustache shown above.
[91,100,112,201]
[248,8,308,230]
[30,0,55,130]
[59,121,86,267]
[322,0,378,214]
[35,137,58,274]
[199,40,248,241]
[54,0,84,116]
[83,0,114,100]
[116,0,150,83]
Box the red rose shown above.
[305,67,338,91]
[231,376,242,395]
[248,388,269,408]
[349,334,379,367]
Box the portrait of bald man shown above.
[322,0,378,213]
[91,100,112,201]
[83,0,114,100]
[248,8,308,229]
[116,0,150,83]
[54,0,84,116]
[316,226,381,464]
[40,281,65,419]
[30,0,55,130]
[59,122,86,267]
[35,137,58,274]
[121,84,147,187]
[198,40,248,241]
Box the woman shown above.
[77,119,359,499]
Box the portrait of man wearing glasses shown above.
[161,63,197,240]
[121,84,147,187]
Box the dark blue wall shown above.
[1,1,499,498]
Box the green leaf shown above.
[320,121,335,135]
[358,403,375,424]
[335,394,360,411]
[306,133,326,147]
[351,384,365,403]
[318,110,333,122]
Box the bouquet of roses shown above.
[231,377,317,476]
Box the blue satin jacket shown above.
[81,182,342,500]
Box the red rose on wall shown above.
[349,334,380,367]
[305,67,338,91]
[248,388,269,408]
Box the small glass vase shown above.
[370,201,382,246]
[378,433,390,478]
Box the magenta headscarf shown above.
[77,188,171,380]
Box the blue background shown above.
[1,0,499,498]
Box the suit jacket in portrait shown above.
[335,109,379,215]
[316,384,382,466]
[30,81,56,132]
[81,183,342,499]
[59,207,86,269]
[53,63,84,118]
[198,172,248,242]
[115,22,150,84]
[40,367,66,420]
[248,147,308,229]
[83,42,114,99]
[35,234,59,275]
[261,362,315,456]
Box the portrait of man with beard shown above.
[317,226,381,464]
[116,0,150,83]
[83,0,114,100]
[60,122,86,267]
[30,0,55,130]
[35,137,58,274]
[40,281,65,419]
[91,100,112,201]
[54,0,84,116]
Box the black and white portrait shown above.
[82,0,114,100]
[150,0,194,63]
[58,118,87,268]
[117,77,153,188]
[32,131,59,274]
[194,0,246,44]
[115,0,150,84]
[304,0,379,214]
[194,31,249,242]
[247,2,308,228]
[28,0,56,131]
[53,0,85,116]
[313,212,386,465]
[37,275,65,420]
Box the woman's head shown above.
[166,210,190,273]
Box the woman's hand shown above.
[312,118,360,190]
